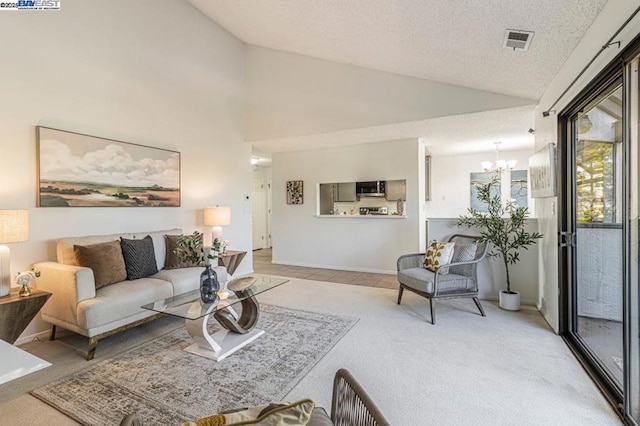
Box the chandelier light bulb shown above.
[481,141,517,173]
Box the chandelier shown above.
[481,141,516,172]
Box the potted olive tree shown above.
[457,176,542,311]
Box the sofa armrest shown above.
[34,261,96,327]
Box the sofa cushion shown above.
[76,277,173,330]
[164,234,205,269]
[74,241,127,289]
[56,228,181,270]
[152,266,227,295]
[120,236,158,280]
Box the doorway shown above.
[252,177,266,249]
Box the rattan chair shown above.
[397,234,487,324]
[120,369,390,426]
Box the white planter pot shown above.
[499,290,520,311]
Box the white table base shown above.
[184,328,264,361]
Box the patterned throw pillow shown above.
[448,243,478,276]
[423,240,455,272]
[120,235,158,280]
[182,399,315,426]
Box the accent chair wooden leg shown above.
[429,298,435,325]
[86,337,98,361]
[49,325,57,341]
[473,297,486,317]
[397,286,404,305]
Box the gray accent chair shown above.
[120,369,390,426]
[397,234,488,324]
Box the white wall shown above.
[246,46,535,142]
[0,0,251,343]
[427,150,535,218]
[427,219,539,305]
[535,1,640,332]
[272,139,424,273]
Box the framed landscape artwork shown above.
[286,180,303,205]
[510,170,528,208]
[470,172,500,213]
[529,143,556,198]
[37,127,181,207]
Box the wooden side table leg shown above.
[86,337,98,361]
[49,325,57,341]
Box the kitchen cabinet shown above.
[333,182,357,202]
[386,180,406,201]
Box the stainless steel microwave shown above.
[356,181,386,197]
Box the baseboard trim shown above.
[271,260,395,275]
[15,330,50,347]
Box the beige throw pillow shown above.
[74,240,127,289]
[183,399,315,426]
[424,240,455,272]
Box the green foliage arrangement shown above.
[457,176,543,294]
[174,231,215,265]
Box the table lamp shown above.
[0,210,29,297]
[204,206,231,243]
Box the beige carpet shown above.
[0,278,623,425]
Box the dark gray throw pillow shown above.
[120,235,158,280]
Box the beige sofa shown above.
[34,228,226,360]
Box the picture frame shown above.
[37,126,181,207]
[529,143,557,198]
[286,180,303,205]
[470,172,500,213]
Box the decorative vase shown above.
[19,282,30,297]
[396,199,405,216]
[499,290,520,311]
[199,264,219,304]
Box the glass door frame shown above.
[558,35,640,424]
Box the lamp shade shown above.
[0,210,29,244]
[204,206,231,226]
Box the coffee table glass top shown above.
[141,275,288,320]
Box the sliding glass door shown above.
[561,51,640,424]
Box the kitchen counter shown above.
[315,214,407,219]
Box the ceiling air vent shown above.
[503,29,534,51]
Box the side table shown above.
[0,288,51,344]
[218,250,247,276]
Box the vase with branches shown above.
[457,176,542,310]
[175,231,219,303]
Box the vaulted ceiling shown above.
[188,0,607,155]
[188,0,608,100]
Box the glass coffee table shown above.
[142,275,288,361]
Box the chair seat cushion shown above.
[398,267,470,294]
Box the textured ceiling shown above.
[250,105,536,156]
[187,0,608,100]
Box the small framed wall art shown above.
[529,143,556,198]
[37,127,181,207]
[286,180,303,205]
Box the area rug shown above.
[31,304,358,426]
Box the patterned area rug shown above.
[31,304,358,426]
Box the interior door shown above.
[252,178,266,249]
